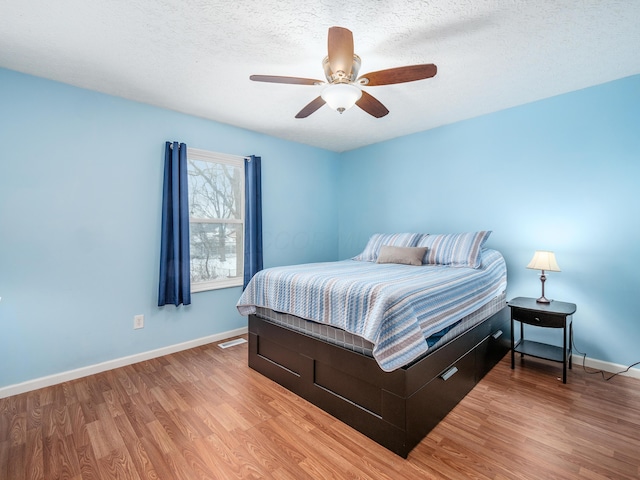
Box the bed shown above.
[237,232,511,458]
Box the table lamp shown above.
[526,250,561,304]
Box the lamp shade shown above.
[321,83,362,113]
[526,250,561,272]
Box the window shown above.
[187,148,244,292]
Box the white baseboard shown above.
[572,354,640,380]
[0,327,248,399]
[2,336,636,400]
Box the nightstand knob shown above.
[534,317,541,322]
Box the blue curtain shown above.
[158,141,191,306]
[243,155,263,289]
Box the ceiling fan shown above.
[250,26,437,119]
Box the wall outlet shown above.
[133,314,144,329]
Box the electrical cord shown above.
[572,338,640,381]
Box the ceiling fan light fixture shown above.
[321,83,362,113]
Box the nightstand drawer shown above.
[512,308,565,328]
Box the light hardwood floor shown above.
[1,335,639,479]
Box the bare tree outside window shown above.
[187,149,244,291]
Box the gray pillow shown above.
[376,245,427,266]
[352,233,421,262]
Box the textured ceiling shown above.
[1,0,639,152]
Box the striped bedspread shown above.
[237,249,507,372]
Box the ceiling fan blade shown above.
[295,96,326,118]
[356,91,389,118]
[250,75,322,86]
[357,64,437,86]
[327,27,354,77]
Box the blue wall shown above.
[339,75,640,367]
[0,68,340,388]
[2,67,638,389]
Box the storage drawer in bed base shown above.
[248,306,510,458]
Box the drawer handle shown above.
[440,366,459,381]
[492,329,503,339]
[534,317,541,322]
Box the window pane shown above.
[190,222,243,283]
[188,159,242,220]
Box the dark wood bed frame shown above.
[248,305,511,458]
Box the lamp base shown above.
[536,271,551,304]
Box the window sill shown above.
[192,278,243,293]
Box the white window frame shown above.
[187,147,245,292]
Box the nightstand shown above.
[508,297,576,383]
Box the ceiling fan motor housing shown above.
[322,55,361,84]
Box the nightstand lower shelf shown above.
[513,339,565,363]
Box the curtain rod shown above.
[168,142,251,161]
